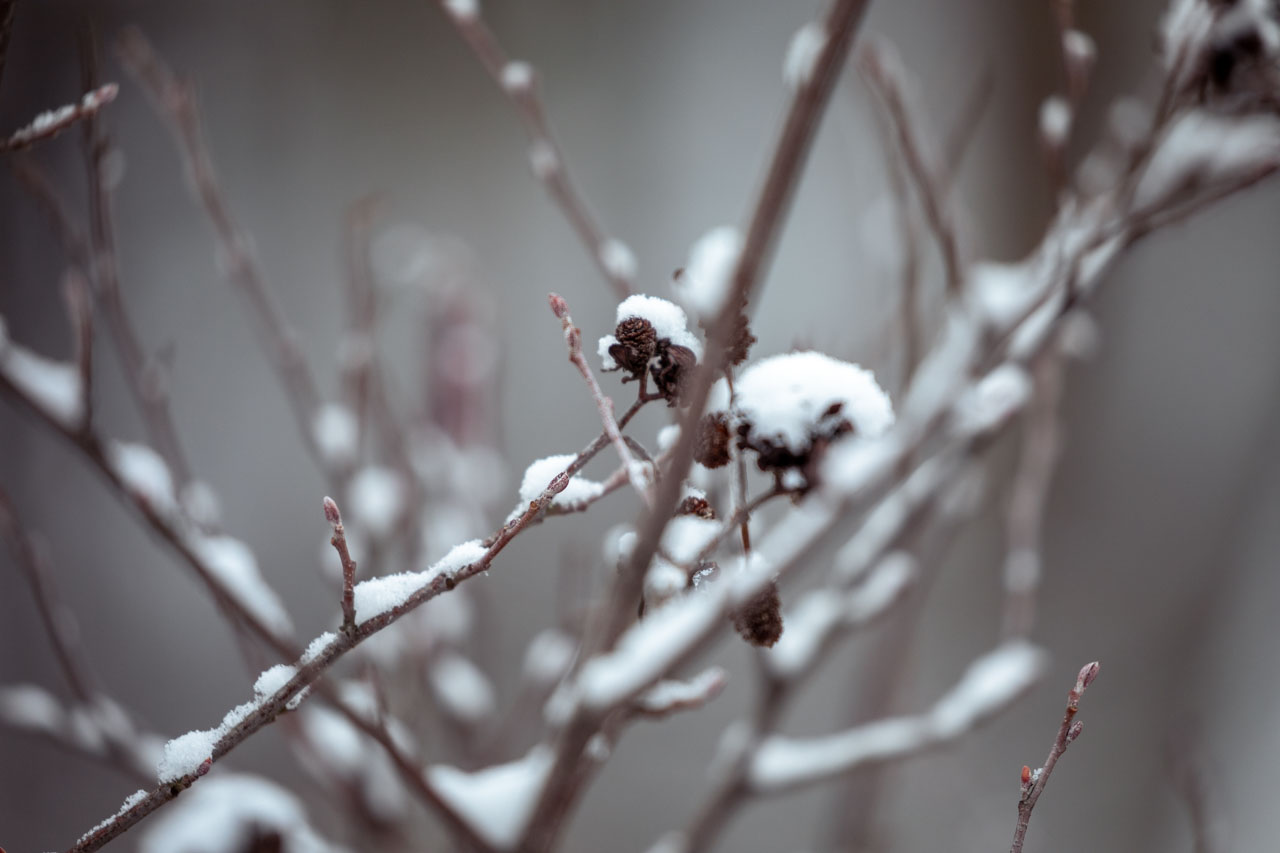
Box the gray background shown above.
[3,1,1280,851]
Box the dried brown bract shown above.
[694,412,732,469]
[732,581,783,648]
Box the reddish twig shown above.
[439,1,634,301]
[324,497,358,634]
[1009,661,1100,853]
[549,292,650,502]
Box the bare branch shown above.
[0,83,118,152]
[439,0,634,300]
[1009,661,1100,853]
[324,497,358,634]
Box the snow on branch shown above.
[0,83,118,152]
[749,643,1047,794]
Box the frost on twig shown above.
[0,82,118,152]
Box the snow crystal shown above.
[429,652,497,721]
[0,683,65,733]
[731,351,895,454]
[428,746,554,849]
[1137,110,1280,209]
[674,227,742,317]
[0,328,84,429]
[157,727,219,782]
[599,238,638,281]
[783,21,826,90]
[501,61,534,93]
[138,774,343,853]
[518,454,604,507]
[348,466,406,539]
[80,789,149,843]
[523,629,577,683]
[110,441,179,517]
[635,667,727,714]
[1040,96,1071,146]
[313,403,359,466]
[190,535,293,636]
[612,294,703,360]
[352,539,485,623]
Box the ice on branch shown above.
[138,774,345,853]
[749,642,1046,793]
[351,538,486,623]
[190,534,294,636]
[0,319,85,430]
[110,441,179,518]
[783,21,827,90]
[428,746,555,849]
[312,403,358,466]
[518,454,604,508]
[716,352,893,480]
[673,227,742,317]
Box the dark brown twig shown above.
[324,497,358,634]
[1009,661,1100,853]
[0,0,15,93]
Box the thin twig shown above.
[0,83,118,152]
[549,292,650,502]
[1009,661,1100,853]
[439,0,634,300]
[324,497,358,634]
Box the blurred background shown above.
[3,0,1280,850]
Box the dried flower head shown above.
[677,494,717,519]
[608,316,658,376]
[732,581,783,647]
[598,294,704,405]
[694,412,732,469]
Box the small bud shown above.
[1067,720,1084,743]
[1021,764,1032,785]
[548,292,569,319]
[322,496,342,530]
[1076,661,1100,692]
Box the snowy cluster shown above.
[517,453,605,509]
[351,538,487,624]
[598,294,703,405]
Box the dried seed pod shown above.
[608,316,658,377]
[651,343,697,406]
[726,310,757,366]
[694,413,732,469]
[732,581,783,647]
[677,495,717,519]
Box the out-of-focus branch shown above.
[115,29,328,472]
[1167,728,1225,853]
[1009,661,1100,853]
[438,0,634,301]
[859,39,962,298]
[0,82,118,152]
[0,0,15,93]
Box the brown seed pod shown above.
[651,343,697,406]
[677,495,717,519]
[694,413,732,469]
[608,316,659,377]
[732,581,783,647]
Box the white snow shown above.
[662,515,720,565]
[598,238,638,281]
[0,683,65,734]
[442,0,480,22]
[352,538,485,623]
[749,642,1045,792]
[157,727,219,782]
[79,789,149,843]
[523,629,577,683]
[656,424,681,451]
[731,351,895,453]
[429,652,497,721]
[180,480,223,527]
[635,667,727,714]
[313,403,359,466]
[1040,96,1071,146]
[428,745,554,849]
[609,294,704,360]
[110,441,179,517]
[348,466,407,539]
[303,631,339,665]
[138,774,344,853]
[190,534,293,636]
[783,21,826,90]
[577,590,722,709]
[1160,0,1214,74]
[299,702,408,821]
[674,227,742,317]
[1137,110,1280,209]
[518,454,605,507]
[254,664,307,710]
[597,334,620,371]
[501,61,534,93]
[0,324,85,429]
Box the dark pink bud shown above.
[1067,720,1084,743]
[548,292,569,319]
[322,496,342,529]
[1076,661,1100,692]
